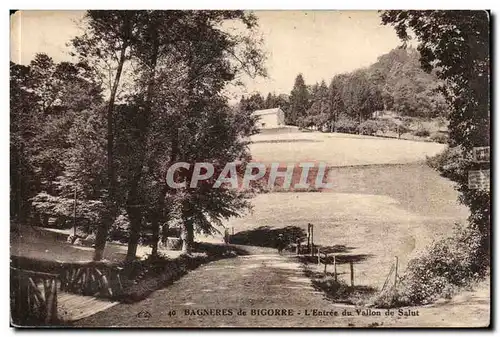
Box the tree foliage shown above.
[288,74,310,126]
[280,47,446,132]
[382,10,490,261]
[10,54,104,225]
[11,10,266,261]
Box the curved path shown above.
[75,250,489,328]
[75,252,353,328]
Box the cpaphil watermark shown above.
[166,162,333,190]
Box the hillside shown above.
[249,127,446,165]
[208,128,469,289]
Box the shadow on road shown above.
[229,225,307,249]
[230,227,373,264]
[299,253,373,265]
[194,242,251,256]
[303,264,378,305]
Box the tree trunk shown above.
[358,110,362,134]
[93,41,129,261]
[181,218,194,255]
[125,167,143,261]
[126,204,142,261]
[123,25,160,262]
[150,181,171,257]
[151,216,160,257]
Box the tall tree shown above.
[328,76,345,132]
[11,54,103,225]
[341,70,383,128]
[168,10,265,253]
[381,10,490,261]
[72,11,141,261]
[287,73,310,126]
[108,10,266,257]
[305,80,329,129]
[10,62,38,223]
[368,47,449,117]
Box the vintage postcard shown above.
[10,10,491,328]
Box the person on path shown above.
[276,234,286,254]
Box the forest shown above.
[240,47,449,137]
[10,10,266,261]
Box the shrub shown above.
[386,119,411,138]
[372,288,408,308]
[358,120,383,135]
[383,224,485,307]
[311,277,376,305]
[108,212,130,243]
[335,117,358,134]
[430,132,449,144]
[427,146,490,260]
[413,126,430,137]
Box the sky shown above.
[10,10,403,98]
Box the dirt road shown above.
[75,250,489,328]
[76,252,348,327]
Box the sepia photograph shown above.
[9,9,491,328]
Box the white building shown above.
[253,107,285,129]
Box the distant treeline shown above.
[239,47,449,131]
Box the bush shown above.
[427,147,490,261]
[108,212,130,243]
[384,224,485,306]
[413,126,430,137]
[311,277,376,305]
[430,132,449,144]
[372,288,408,308]
[386,119,411,137]
[358,120,383,135]
[335,117,358,134]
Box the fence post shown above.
[311,224,314,256]
[350,261,354,287]
[333,255,337,282]
[394,256,398,288]
[323,253,327,274]
[307,224,311,254]
[317,248,321,264]
[296,240,300,255]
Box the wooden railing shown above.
[59,262,124,297]
[11,256,127,325]
[10,267,59,325]
[316,248,357,286]
[10,256,124,299]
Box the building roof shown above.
[252,107,282,116]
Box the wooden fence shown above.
[380,256,400,293]
[10,256,125,325]
[58,261,124,297]
[11,256,124,298]
[10,267,59,325]
[315,249,400,290]
[315,248,356,286]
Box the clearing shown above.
[249,127,446,166]
[219,129,468,289]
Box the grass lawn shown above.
[224,163,469,289]
[249,128,446,166]
[223,129,467,289]
[11,225,127,263]
[10,225,183,263]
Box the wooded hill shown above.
[240,47,449,131]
